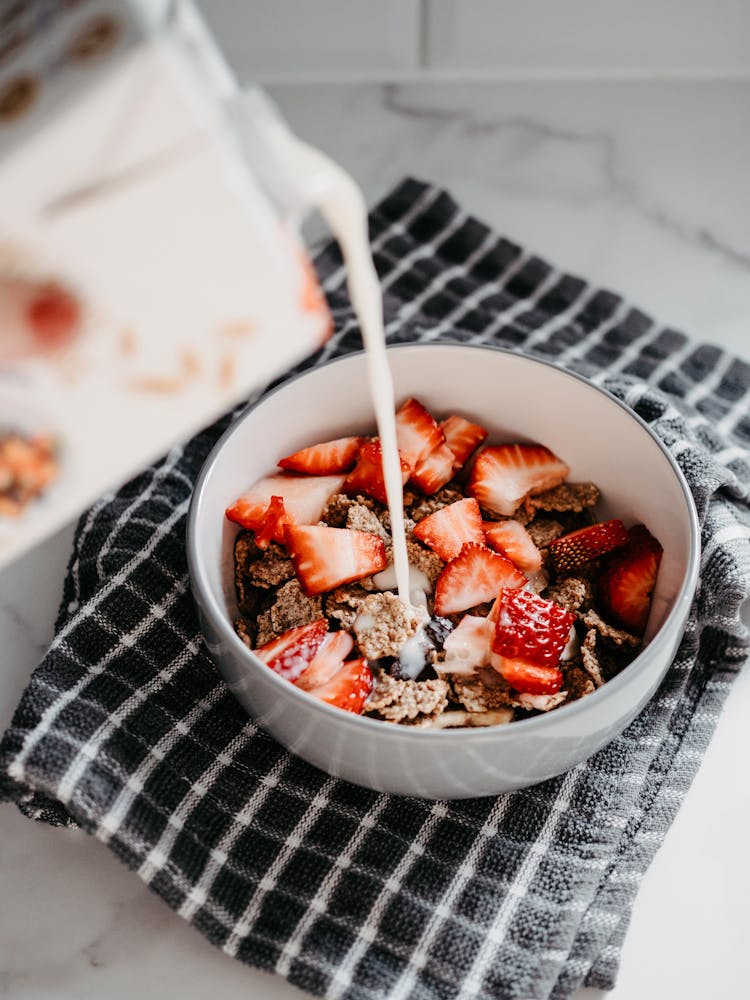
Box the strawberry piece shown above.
[395,398,444,468]
[278,436,362,474]
[486,595,500,624]
[548,519,629,573]
[598,524,663,634]
[440,415,488,469]
[494,657,563,696]
[441,615,494,675]
[296,630,354,690]
[284,524,388,596]
[254,496,288,550]
[492,588,574,668]
[468,444,570,516]
[26,282,81,350]
[413,498,484,562]
[307,656,373,714]
[411,441,457,494]
[226,473,345,531]
[254,619,328,682]
[343,439,411,505]
[434,542,526,616]
[483,520,543,573]
[394,398,458,494]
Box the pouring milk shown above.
[243,97,413,607]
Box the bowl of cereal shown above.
[187,344,699,798]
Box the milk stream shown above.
[283,139,412,606]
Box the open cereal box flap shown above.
[0,0,332,570]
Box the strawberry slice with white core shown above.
[598,524,663,634]
[307,656,373,714]
[296,630,354,690]
[254,619,328,682]
[254,496,288,550]
[468,444,570,517]
[492,587,574,668]
[483,520,543,573]
[434,542,526,616]
[395,398,445,468]
[440,415,488,469]
[285,524,388,596]
[548,519,629,574]
[440,615,494,675]
[413,498,484,562]
[278,436,362,475]
[226,473,345,531]
[411,440,457,495]
[343,438,411,505]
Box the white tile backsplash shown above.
[426,0,750,77]
[197,0,750,82]
[196,0,421,82]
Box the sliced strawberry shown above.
[440,415,488,469]
[296,630,354,690]
[486,595,500,624]
[411,441,457,494]
[226,472,345,531]
[468,444,570,516]
[492,587,574,668]
[343,438,411,505]
[395,398,444,468]
[278,436,362,474]
[254,496,288,550]
[434,543,526,616]
[394,398,458,494]
[598,524,663,634]
[483,520,543,573]
[440,615,493,675]
[284,524,388,596]
[254,619,328,682]
[26,282,82,350]
[413,498,484,562]
[308,656,373,714]
[494,657,563,696]
[548,519,628,573]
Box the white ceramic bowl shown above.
[188,345,700,799]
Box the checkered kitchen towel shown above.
[3,178,750,1000]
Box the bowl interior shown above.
[191,345,696,705]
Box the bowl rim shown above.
[187,342,701,742]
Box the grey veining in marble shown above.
[284,82,750,355]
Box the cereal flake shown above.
[580,608,641,647]
[451,670,514,713]
[366,670,449,723]
[353,592,423,660]
[323,584,370,629]
[544,576,593,613]
[525,518,565,549]
[266,579,323,636]
[322,492,378,528]
[245,542,296,589]
[524,482,600,516]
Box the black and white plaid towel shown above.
[3,178,750,1000]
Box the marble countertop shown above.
[2,81,749,1000]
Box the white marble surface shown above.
[2,81,749,1000]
